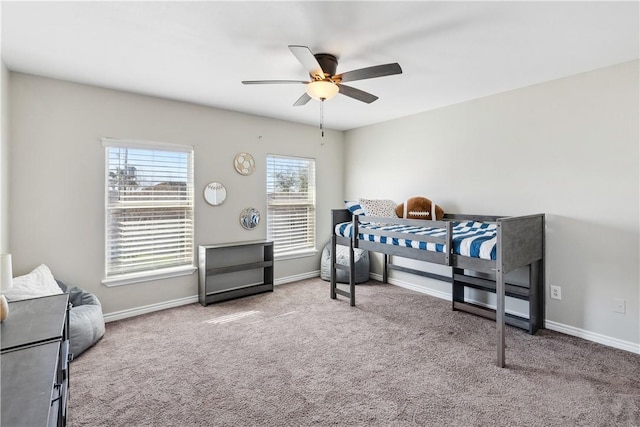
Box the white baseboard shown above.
[104,295,199,323]
[372,273,640,355]
[274,270,320,285]
[371,272,451,301]
[104,271,321,323]
[545,320,640,355]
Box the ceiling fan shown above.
[242,45,402,106]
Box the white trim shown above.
[372,273,451,301]
[266,153,315,163]
[545,320,640,355]
[104,294,198,323]
[274,270,320,285]
[101,137,193,152]
[102,265,197,287]
[274,249,318,261]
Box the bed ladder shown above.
[330,234,357,306]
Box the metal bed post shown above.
[496,269,506,368]
[496,222,506,368]
[349,215,359,306]
[383,254,388,283]
[528,260,543,333]
[330,234,337,300]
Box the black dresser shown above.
[1,294,71,427]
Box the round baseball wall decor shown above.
[203,182,227,206]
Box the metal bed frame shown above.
[329,209,545,368]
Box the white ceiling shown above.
[1,1,638,131]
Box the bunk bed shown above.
[329,209,545,368]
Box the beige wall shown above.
[1,61,9,252]
[344,60,640,348]
[9,73,344,315]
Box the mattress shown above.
[335,220,497,260]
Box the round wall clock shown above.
[234,152,255,175]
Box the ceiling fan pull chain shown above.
[320,98,325,137]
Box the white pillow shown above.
[358,198,398,218]
[3,264,63,301]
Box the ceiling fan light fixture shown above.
[306,80,339,101]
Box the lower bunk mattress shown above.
[335,220,498,261]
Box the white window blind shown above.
[103,138,194,283]
[266,155,316,257]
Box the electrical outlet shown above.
[550,285,562,300]
[613,298,626,314]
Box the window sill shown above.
[274,249,318,261]
[102,265,197,287]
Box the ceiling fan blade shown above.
[336,63,402,83]
[242,80,307,85]
[337,84,378,104]
[288,45,324,80]
[293,93,312,106]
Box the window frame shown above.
[102,138,196,287]
[266,154,317,260]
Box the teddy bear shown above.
[395,196,444,220]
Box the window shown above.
[103,138,194,285]
[266,155,316,258]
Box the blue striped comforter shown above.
[335,221,497,260]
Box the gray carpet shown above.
[68,279,640,426]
